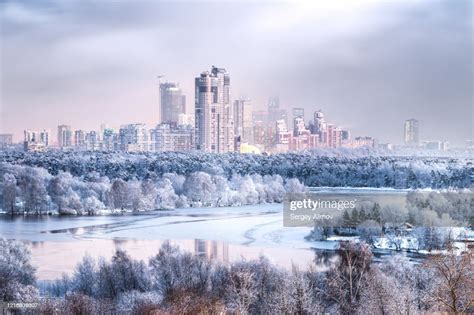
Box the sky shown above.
[0,0,472,146]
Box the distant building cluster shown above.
[23,123,194,153]
[5,65,467,153]
[403,118,450,151]
[23,130,51,151]
[251,101,375,153]
[0,134,13,149]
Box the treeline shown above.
[336,191,473,228]
[1,239,472,314]
[0,162,305,215]
[1,151,472,188]
[307,191,473,252]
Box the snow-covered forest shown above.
[1,238,472,314]
[0,151,472,214]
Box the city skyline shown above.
[0,102,463,149]
[0,1,472,145]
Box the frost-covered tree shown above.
[116,291,162,315]
[72,255,97,296]
[325,241,373,314]
[110,249,151,294]
[18,168,49,214]
[2,173,17,214]
[183,172,216,206]
[425,250,473,313]
[110,179,128,210]
[0,238,38,302]
[155,178,179,209]
[226,262,258,314]
[83,196,105,215]
[149,242,213,305]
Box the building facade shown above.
[195,66,234,153]
[57,125,72,148]
[0,134,13,149]
[150,123,194,152]
[233,98,253,144]
[74,130,86,149]
[23,129,50,151]
[404,119,419,146]
[160,82,186,124]
[268,96,287,127]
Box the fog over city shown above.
[0,0,472,145]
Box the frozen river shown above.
[0,204,327,280]
[0,188,417,280]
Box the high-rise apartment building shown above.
[268,96,287,127]
[293,117,307,136]
[119,124,149,152]
[85,131,100,151]
[195,66,234,153]
[0,134,13,149]
[74,130,86,148]
[233,99,253,144]
[310,110,325,136]
[150,123,194,152]
[275,119,291,152]
[404,119,419,145]
[57,125,72,148]
[23,129,50,151]
[292,107,304,119]
[160,82,186,124]
[292,107,305,132]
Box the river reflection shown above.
[25,238,332,280]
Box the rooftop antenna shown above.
[157,75,165,85]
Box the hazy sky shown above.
[0,0,472,145]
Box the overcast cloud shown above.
[0,0,472,145]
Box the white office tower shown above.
[119,123,150,152]
[160,82,186,124]
[312,110,325,134]
[23,129,50,151]
[233,98,253,144]
[293,116,307,136]
[404,119,419,146]
[195,66,234,153]
[74,130,86,148]
[57,125,72,148]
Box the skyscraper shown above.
[74,130,86,148]
[233,99,253,144]
[310,110,326,137]
[57,125,72,148]
[160,82,186,124]
[292,107,304,119]
[0,134,13,149]
[267,96,287,127]
[24,129,50,151]
[292,107,305,132]
[195,66,234,153]
[404,119,419,145]
[293,116,307,136]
